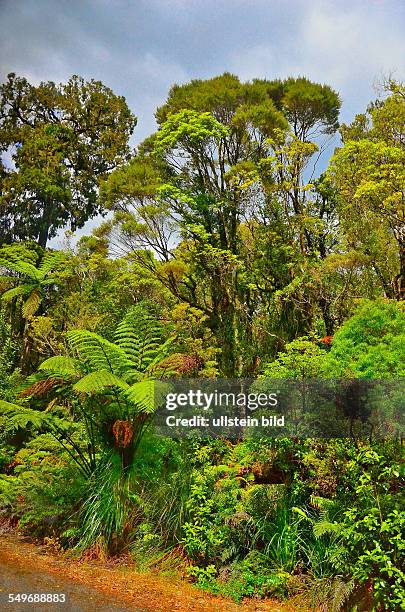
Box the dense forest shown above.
[0,72,404,611]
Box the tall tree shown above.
[329,81,405,299]
[0,73,136,247]
[101,73,341,375]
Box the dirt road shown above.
[0,555,133,611]
[0,534,296,612]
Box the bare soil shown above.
[0,534,304,611]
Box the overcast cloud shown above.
[1,0,404,244]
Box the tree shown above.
[23,304,174,471]
[0,250,66,320]
[329,81,405,300]
[0,248,67,372]
[0,304,179,553]
[0,73,136,247]
[100,73,341,376]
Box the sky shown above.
[1,0,404,244]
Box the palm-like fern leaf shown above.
[114,306,164,371]
[66,330,133,376]
[0,258,41,280]
[73,369,130,394]
[0,400,47,429]
[39,355,82,377]
[125,379,157,413]
[1,285,33,301]
[37,251,67,275]
[145,337,177,373]
[22,289,42,318]
[20,377,62,398]
[313,521,344,538]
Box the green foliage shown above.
[336,447,404,609]
[103,72,341,376]
[154,110,229,153]
[0,307,20,401]
[329,82,405,300]
[0,433,86,539]
[325,299,405,377]
[262,337,326,378]
[33,303,174,473]
[76,454,140,554]
[0,73,136,246]
[0,249,66,320]
[1,72,404,611]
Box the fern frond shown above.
[330,578,355,612]
[313,520,344,538]
[38,251,67,276]
[22,289,42,318]
[20,377,62,398]
[310,495,335,512]
[39,276,60,287]
[73,370,130,394]
[1,285,32,301]
[0,400,46,429]
[39,355,81,377]
[0,275,17,283]
[125,379,157,413]
[115,306,165,370]
[66,330,132,376]
[146,337,177,372]
[0,258,41,281]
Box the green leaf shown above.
[1,285,32,301]
[73,369,129,394]
[0,258,41,280]
[38,356,81,377]
[22,289,42,318]
[0,400,46,429]
[125,379,157,413]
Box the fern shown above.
[39,356,81,377]
[27,307,178,483]
[37,251,66,276]
[0,250,66,320]
[66,330,133,377]
[125,379,158,413]
[313,520,344,538]
[0,400,47,430]
[1,285,32,301]
[0,258,41,280]
[22,289,42,318]
[309,576,355,612]
[114,305,165,371]
[73,370,130,394]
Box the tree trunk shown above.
[37,199,53,248]
[398,239,405,300]
[319,296,335,336]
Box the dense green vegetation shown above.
[0,73,404,611]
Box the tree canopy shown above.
[0,73,136,246]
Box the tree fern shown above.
[73,369,130,394]
[0,250,66,320]
[18,304,180,496]
[39,355,81,377]
[66,330,134,378]
[0,399,47,430]
[114,304,165,371]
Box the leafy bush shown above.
[337,447,404,609]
